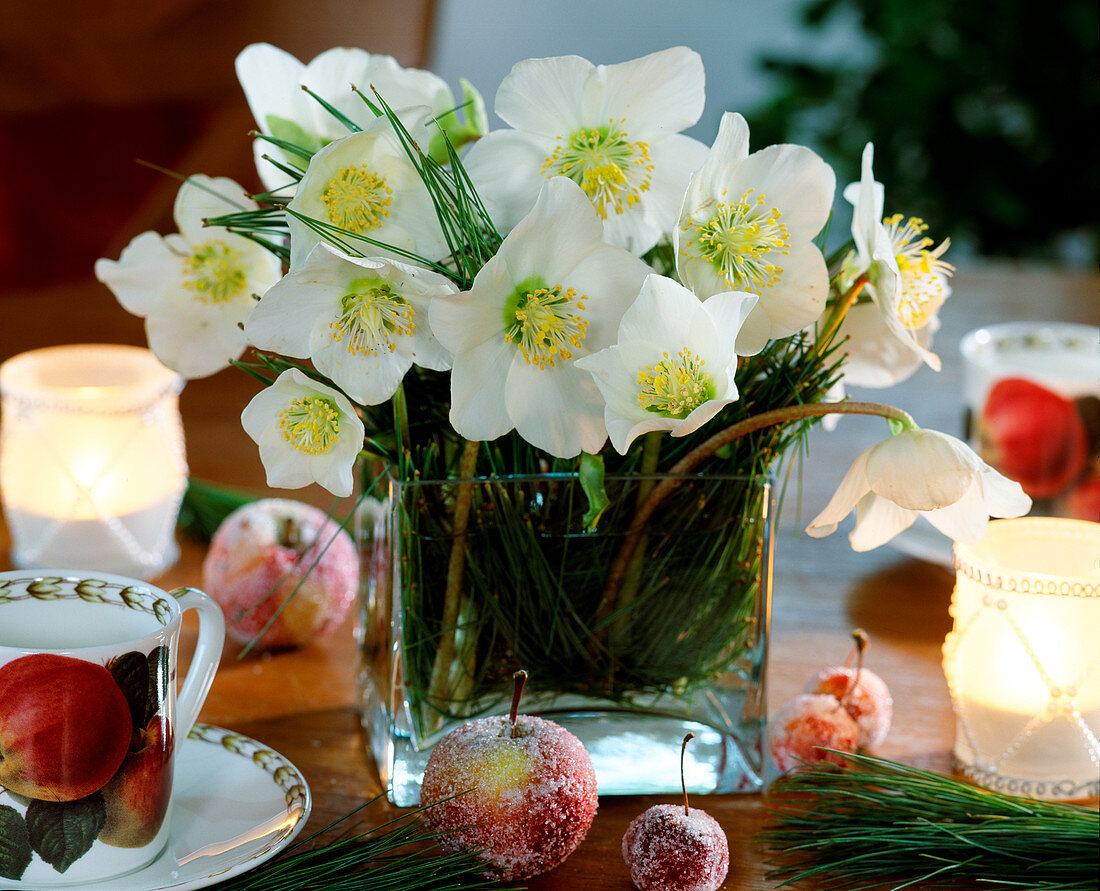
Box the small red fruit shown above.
[0,653,132,801]
[805,629,893,749]
[622,734,729,891]
[768,693,859,775]
[420,671,598,880]
[978,377,1088,498]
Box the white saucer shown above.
[889,520,954,568]
[11,724,312,891]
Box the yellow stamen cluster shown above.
[330,283,415,356]
[321,165,393,233]
[278,396,341,455]
[637,349,714,419]
[505,285,589,369]
[885,214,954,330]
[689,191,789,293]
[183,240,248,303]
[541,122,653,219]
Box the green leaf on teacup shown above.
[252,750,276,768]
[108,652,150,733]
[120,586,148,611]
[0,805,33,881]
[145,647,169,725]
[152,598,172,625]
[27,580,62,599]
[221,734,248,755]
[74,579,110,603]
[24,794,106,874]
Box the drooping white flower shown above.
[837,143,953,387]
[95,175,282,378]
[675,112,835,355]
[245,243,455,405]
[429,176,652,458]
[285,112,447,269]
[576,275,756,453]
[463,47,709,255]
[241,368,365,497]
[806,427,1031,551]
[235,43,469,191]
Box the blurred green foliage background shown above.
[749,0,1099,265]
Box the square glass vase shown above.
[357,472,773,806]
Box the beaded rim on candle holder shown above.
[953,518,1100,599]
[954,760,1099,801]
[0,344,184,415]
[960,320,1100,368]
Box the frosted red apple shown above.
[806,664,893,748]
[622,734,729,891]
[0,653,131,801]
[420,673,598,879]
[768,693,859,774]
[99,713,173,848]
[202,498,358,649]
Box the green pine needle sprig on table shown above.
[760,752,1099,891]
[212,795,523,890]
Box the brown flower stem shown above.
[609,432,663,647]
[816,272,869,354]
[427,438,481,714]
[593,401,914,633]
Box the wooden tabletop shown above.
[1,260,1096,889]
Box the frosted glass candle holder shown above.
[944,518,1100,800]
[0,345,187,578]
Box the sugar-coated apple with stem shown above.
[622,733,730,891]
[805,628,893,748]
[420,670,599,880]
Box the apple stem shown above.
[510,670,528,739]
[840,629,869,709]
[681,732,695,816]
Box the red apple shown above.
[1061,475,1100,521]
[99,714,173,848]
[978,377,1088,498]
[0,653,131,801]
[420,672,599,880]
[201,498,359,649]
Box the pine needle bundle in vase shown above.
[760,752,1099,890]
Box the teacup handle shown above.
[169,587,226,744]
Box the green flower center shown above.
[321,165,392,233]
[885,214,952,331]
[183,240,247,303]
[503,277,589,369]
[541,123,653,219]
[690,190,789,293]
[330,277,415,356]
[636,348,715,419]
[279,396,341,455]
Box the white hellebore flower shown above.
[463,47,709,255]
[241,368,365,497]
[806,427,1031,551]
[235,43,465,191]
[576,275,757,454]
[676,112,835,355]
[286,110,448,269]
[245,243,455,405]
[95,175,282,378]
[838,143,955,387]
[429,177,652,458]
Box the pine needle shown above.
[760,752,1099,890]
[211,795,523,890]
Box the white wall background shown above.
[427,0,873,143]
